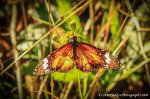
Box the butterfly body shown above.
[71,36,78,60]
[33,36,121,75]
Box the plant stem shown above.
[37,75,49,99]
[89,0,94,44]
[10,5,23,99]
[63,81,74,99]
[47,0,54,98]
[83,73,88,97]
[21,0,27,27]
[78,72,83,99]
[85,69,106,99]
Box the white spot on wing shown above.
[45,69,49,73]
[42,58,48,69]
[104,53,111,64]
[106,64,108,68]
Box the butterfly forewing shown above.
[33,43,74,75]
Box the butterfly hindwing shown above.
[98,50,121,69]
[33,43,74,75]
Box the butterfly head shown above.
[72,36,77,41]
[66,31,81,42]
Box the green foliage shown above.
[56,0,87,42]
[52,66,95,82]
[110,7,121,41]
[100,69,119,88]
[35,3,49,22]
[109,8,121,52]
[22,61,38,76]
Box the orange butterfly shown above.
[33,35,121,75]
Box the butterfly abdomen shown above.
[71,36,79,48]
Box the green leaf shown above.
[109,7,121,52]
[120,69,133,80]
[52,66,94,82]
[110,7,121,40]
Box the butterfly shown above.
[33,34,121,75]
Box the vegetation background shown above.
[0,0,150,99]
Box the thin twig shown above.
[137,28,150,32]
[103,0,114,49]
[42,90,59,99]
